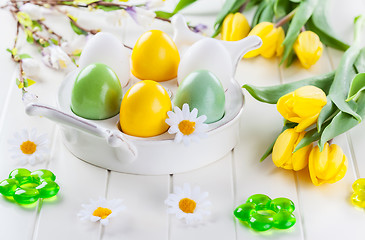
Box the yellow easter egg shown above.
[120,80,172,137]
[131,30,180,82]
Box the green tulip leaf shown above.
[246,0,263,11]
[293,120,330,152]
[212,0,248,37]
[319,91,365,149]
[346,73,365,102]
[155,0,198,20]
[242,71,335,104]
[260,122,297,162]
[258,0,275,23]
[317,98,337,132]
[273,0,291,19]
[305,0,349,51]
[354,47,365,73]
[252,0,269,27]
[325,15,365,123]
[281,0,319,65]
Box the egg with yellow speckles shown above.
[120,80,172,137]
[131,30,180,82]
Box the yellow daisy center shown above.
[178,120,196,135]
[179,198,197,213]
[20,140,37,154]
[92,207,112,219]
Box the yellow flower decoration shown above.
[272,128,313,171]
[244,22,285,58]
[308,143,348,186]
[221,12,250,41]
[277,86,327,132]
[293,31,323,69]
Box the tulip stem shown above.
[275,8,297,28]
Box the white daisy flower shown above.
[165,103,208,146]
[165,183,211,225]
[8,129,48,165]
[78,197,125,226]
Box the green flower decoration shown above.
[0,168,60,205]
[234,194,296,231]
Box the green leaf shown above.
[16,12,33,27]
[16,78,21,87]
[246,0,263,10]
[346,73,365,102]
[305,0,349,51]
[354,47,365,73]
[50,38,59,45]
[281,0,319,64]
[172,0,198,14]
[70,21,87,35]
[154,11,174,19]
[319,91,365,149]
[18,54,32,59]
[258,0,275,23]
[260,121,297,162]
[290,0,302,2]
[242,71,335,104]
[317,97,337,132]
[97,5,120,11]
[74,0,99,4]
[212,0,247,37]
[25,29,34,44]
[325,16,365,123]
[252,0,268,27]
[6,48,12,55]
[293,120,330,152]
[31,20,43,31]
[273,0,291,19]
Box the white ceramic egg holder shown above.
[25,15,262,175]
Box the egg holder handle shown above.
[25,102,138,163]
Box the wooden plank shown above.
[234,56,304,239]
[35,129,108,240]
[169,153,236,240]
[102,172,169,240]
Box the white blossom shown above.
[19,3,51,20]
[126,6,156,27]
[22,58,40,78]
[41,45,75,72]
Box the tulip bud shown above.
[244,22,285,58]
[221,12,250,41]
[293,31,323,69]
[277,86,327,132]
[308,143,348,186]
[272,128,313,171]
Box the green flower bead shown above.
[36,180,60,198]
[249,210,276,231]
[234,203,256,221]
[9,168,32,184]
[273,210,296,229]
[246,194,271,210]
[31,170,56,182]
[270,197,295,213]
[0,168,60,205]
[0,179,19,196]
[14,187,40,205]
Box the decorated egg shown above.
[131,30,180,82]
[178,38,233,91]
[78,32,130,87]
[71,63,123,120]
[174,70,225,123]
[120,80,172,137]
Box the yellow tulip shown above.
[277,86,327,132]
[272,128,313,171]
[308,143,348,186]
[293,31,323,69]
[244,22,285,58]
[221,13,250,41]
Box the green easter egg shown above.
[174,70,225,123]
[71,63,123,120]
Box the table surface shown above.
[1,0,365,239]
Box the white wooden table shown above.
[1,0,365,239]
